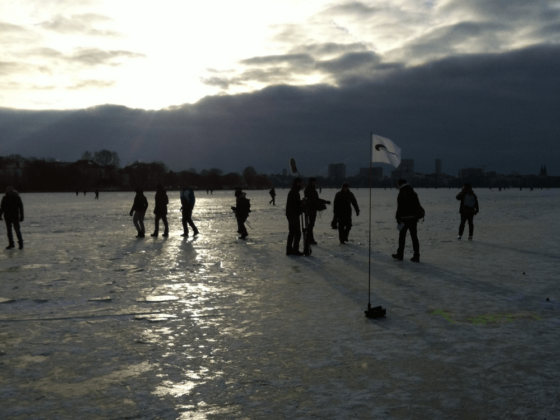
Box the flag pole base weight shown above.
[365,304,386,318]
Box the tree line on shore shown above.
[1,150,558,192]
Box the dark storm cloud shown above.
[1,44,559,176]
[241,54,315,67]
[37,13,120,37]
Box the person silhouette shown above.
[130,188,148,238]
[180,186,199,237]
[95,190,99,199]
[0,186,24,249]
[333,182,359,244]
[392,179,421,262]
[151,184,169,237]
[269,187,276,205]
[456,183,479,240]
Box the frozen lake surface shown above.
[1,188,559,419]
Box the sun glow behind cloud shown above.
[2,0,560,110]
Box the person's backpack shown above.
[464,193,476,208]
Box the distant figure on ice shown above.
[95,189,99,199]
[304,177,330,245]
[75,189,79,196]
[269,187,276,205]
[232,188,250,239]
[333,182,359,244]
[0,186,24,250]
[392,179,421,262]
[151,184,169,237]
[456,183,479,241]
[180,186,199,237]
[129,188,148,238]
[83,190,87,196]
[286,178,304,256]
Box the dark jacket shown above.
[286,188,302,218]
[334,190,359,219]
[235,196,251,219]
[396,184,420,222]
[304,185,328,214]
[456,189,479,214]
[130,194,148,215]
[0,191,24,221]
[154,191,169,216]
[269,188,276,197]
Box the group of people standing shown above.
[1,182,480,259]
[129,184,199,239]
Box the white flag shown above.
[372,134,401,168]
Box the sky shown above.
[1,0,560,175]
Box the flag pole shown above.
[365,133,386,318]
[368,132,372,308]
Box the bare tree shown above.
[243,166,257,186]
[93,150,120,167]
[81,151,93,161]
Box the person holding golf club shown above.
[304,177,330,245]
[286,177,304,256]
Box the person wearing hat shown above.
[0,186,24,249]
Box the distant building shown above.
[391,159,414,179]
[328,163,346,179]
[359,167,383,179]
[539,165,548,176]
[435,159,442,175]
[458,167,484,178]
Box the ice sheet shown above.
[0,188,559,418]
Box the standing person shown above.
[456,183,479,240]
[83,190,87,196]
[269,187,276,205]
[392,179,421,262]
[286,178,304,255]
[180,186,199,237]
[231,189,250,239]
[75,189,79,196]
[304,177,330,245]
[95,189,99,200]
[333,182,359,244]
[151,184,169,237]
[129,188,148,238]
[0,186,24,250]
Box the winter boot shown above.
[18,242,23,250]
[410,254,420,263]
[6,243,15,250]
[391,253,403,261]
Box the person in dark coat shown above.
[269,187,276,205]
[129,188,148,238]
[392,179,421,262]
[0,186,24,249]
[304,177,330,244]
[286,177,303,255]
[95,189,99,199]
[232,189,251,239]
[456,183,479,240]
[151,184,169,237]
[333,182,359,244]
[180,186,199,237]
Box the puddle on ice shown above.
[134,314,177,322]
[88,297,112,302]
[0,297,16,304]
[138,295,179,302]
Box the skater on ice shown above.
[392,179,421,262]
[269,187,276,205]
[333,182,359,245]
[304,177,330,245]
[231,188,251,239]
[151,184,169,238]
[129,188,148,238]
[456,183,479,240]
[0,186,24,250]
[285,177,304,256]
[180,186,199,237]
